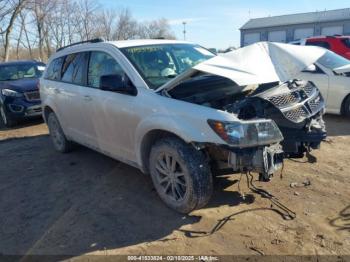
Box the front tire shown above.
[149,137,213,213]
[47,112,73,153]
[0,105,16,127]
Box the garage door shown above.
[243,33,260,46]
[294,28,314,40]
[268,31,287,43]
[321,26,343,36]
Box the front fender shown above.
[134,113,228,167]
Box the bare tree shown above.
[96,9,115,41]
[0,0,28,61]
[0,0,177,61]
[19,10,34,58]
[30,0,57,61]
[75,0,100,41]
[113,8,138,40]
[47,0,80,48]
[138,18,175,39]
[0,1,13,25]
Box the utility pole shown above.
[182,21,187,40]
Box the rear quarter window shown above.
[45,57,64,80]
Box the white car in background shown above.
[298,50,350,116]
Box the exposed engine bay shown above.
[165,74,327,180]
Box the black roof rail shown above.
[56,38,105,52]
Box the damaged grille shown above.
[259,82,324,123]
[308,96,323,113]
[303,84,314,97]
[284,107,308,122]
[268,92,300,108]
[24,90,40,101]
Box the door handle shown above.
[53,88,61,94]
[83,95,92,101]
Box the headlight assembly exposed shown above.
[1,89,23,97]
[208,119,284,147]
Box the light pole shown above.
[182,21,187,40]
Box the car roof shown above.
[109,39,192,48]
[0,60,45,66]
[50,39,197,61]
[306,35,350,41]
[55,39,194,55]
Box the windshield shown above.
[121,44,215,89]
[317,51,350,70]
[0,63,45,81]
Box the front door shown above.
[81,51,140,161]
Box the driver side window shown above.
[88,51,124,88]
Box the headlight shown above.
[208,119,284,147]
[1,89,23,97]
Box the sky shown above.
[100,0,350,49]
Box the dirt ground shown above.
[0,115,349,258]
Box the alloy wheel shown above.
[49,116,64,149]
[155,152,188,202]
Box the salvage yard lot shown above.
[0,116,349,256]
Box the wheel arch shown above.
[340,92,350,115]
[43,105,54,123]
[139,129,189,174]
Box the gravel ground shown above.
[0,115,349,258]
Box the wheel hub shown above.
[155,153,187,202]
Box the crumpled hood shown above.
[157,42,327,92]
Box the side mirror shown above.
[100,74,137,95]
[304,64,317,73]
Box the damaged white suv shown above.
[40,39,327,213]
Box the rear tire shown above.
[0,105,17,127]
[47,112,73,153]
[149,137,213,213]
[342,96,350,117]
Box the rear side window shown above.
[45,57,64,80]
[306,41,330,49]
[341,38,350,48]
[88,51,124,88]
[61,52,88,85]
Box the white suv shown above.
[40,39,326,213]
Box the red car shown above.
[292,36,350,60]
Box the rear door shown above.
[58,52,90,143]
